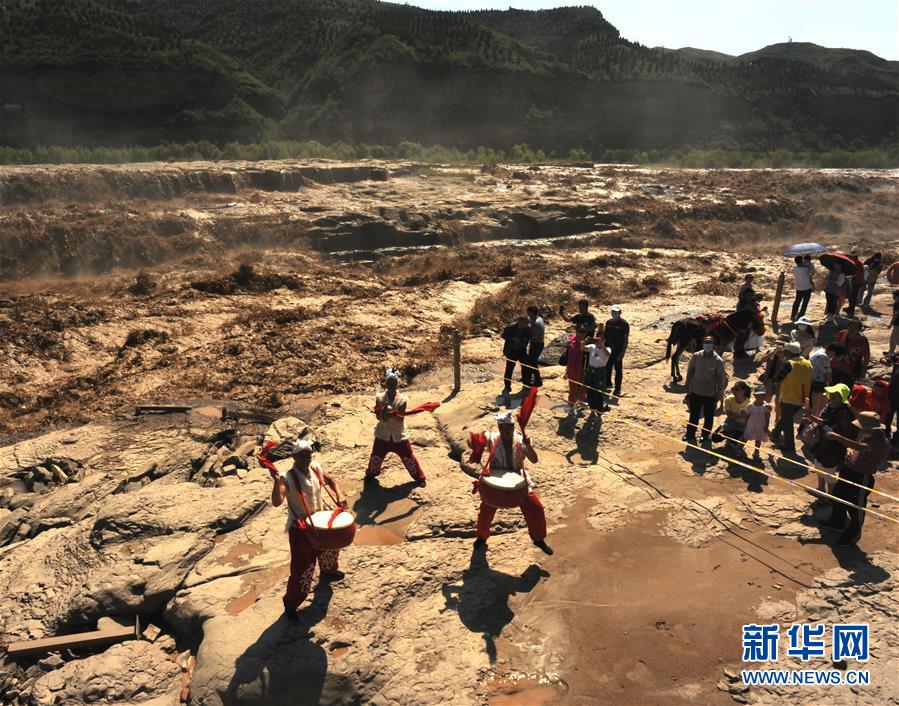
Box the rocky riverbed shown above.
[0,161,897,705]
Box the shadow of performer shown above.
[441,549,549,664]
[566,412,602,464]
[222,582,351,705]
[352,479,418,528]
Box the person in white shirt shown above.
[470,412,553,555]
[808,345,833,415]
[790,315,817,357]
[790,255,814,321]
[271,440,347,622]
[581,330,611,413]
[366,369,426,485]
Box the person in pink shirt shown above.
[564,325,590,415]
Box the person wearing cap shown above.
[790,255,815,321]
[472,412,553,555]
[807,343,832,415]
[804,384,857,497]
[769,342,812,453]
[271,440,348,622]
[790,316,816,357]
[604,305,630,399]
[834,320,870,384]
[366,369,427,485]
[683,335,728,444]
[819,411,890,546]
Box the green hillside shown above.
[1,1,896,152]
[0,0,286,144]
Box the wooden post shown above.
[453,329,461,392]
[771,272,786,331]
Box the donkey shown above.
[665,308,766,381]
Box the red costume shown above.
[279,462,342,610]
[366,391,427,481]
[471,431,547,542]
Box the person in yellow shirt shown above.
[716,381,751,448]
[770,343,812,453]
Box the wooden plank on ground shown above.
[135,405,192,415]
[6,622,136,657]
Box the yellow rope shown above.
[496,352,899,525]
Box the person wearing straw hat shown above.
[472,411,553,555]
[366,369,427,486]
[271,440,348,622]
[769,342,811,454]
[790,315,816,357]
[819,410,891,547]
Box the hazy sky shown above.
[399,1,899,60]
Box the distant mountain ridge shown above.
[1,1,896,151]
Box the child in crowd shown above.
[743,388,771,459]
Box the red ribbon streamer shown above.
[373,401,441,417]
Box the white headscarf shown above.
[494,411,515,425]
[385,368,402,382]
[291,439,314,455]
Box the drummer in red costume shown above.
[472,411,554,555]
[366,368,427,486]
[271,440,348,623]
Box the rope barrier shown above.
[501,350,899,504]
[495,352,899,526]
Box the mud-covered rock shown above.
[28,640,180,706]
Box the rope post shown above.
[453,328,462,392]
[771,271,785,331]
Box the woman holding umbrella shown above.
[783,243,825,321]
[819,253,857,323]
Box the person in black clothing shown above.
[525,305,545,388]
[604,305,630,398]
[560,299,597,335]
[501,315,530,396]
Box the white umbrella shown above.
[782,242,827,257]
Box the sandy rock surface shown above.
[1,162,897,705]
